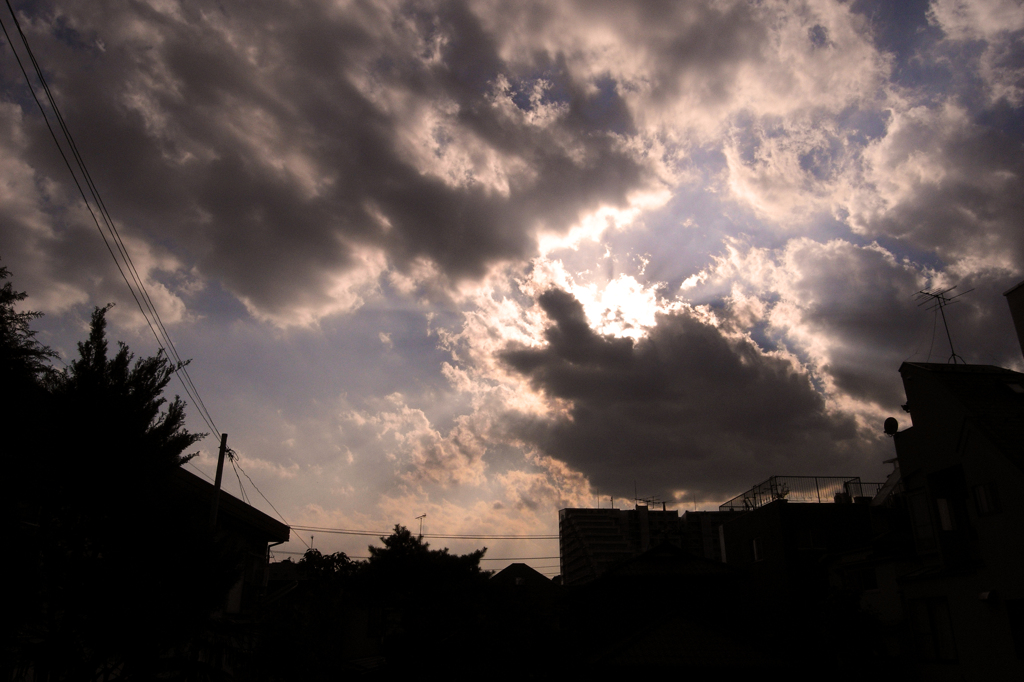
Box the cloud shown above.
[340,393,488,488]
[4,0,1023,551]
[2,0,901,325]
[693,236,1024,412]
[715,239,932,410]
[499,288,874,502]
[849,101,1024,275]
[4,0,667,325]
[928,0,1024,104]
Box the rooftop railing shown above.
[718,476,882,512]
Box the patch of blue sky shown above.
[504,67,634,135]
[743,309,784,355]
[808,24,831,50]
[798,137,845,183]
[0,58,50,119]
[619,190,775,291]
[974,99,1024,140]
[574,75,634,135]
[849,0,942,85]
[835,104,890,147]
[811,208,948,273]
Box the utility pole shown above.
[208,433,228,529]
[416,514,426,539]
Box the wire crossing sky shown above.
[2,0,1022,565]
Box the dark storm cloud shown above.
[2,0,650,319]
[500,289,871,501]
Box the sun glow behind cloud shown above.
[3,0,1024,562]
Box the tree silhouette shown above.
[0,265,56,389]
[355,525,490,670]
[252,527,491,679]
[49,304,202,472]
[8,300,229,680]
[361,524,489,587]
[1,266,57,492]
[299,547,358,580]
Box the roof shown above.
[490,562,552,588]
[899,362,1024,470]
[169,466,291,543]
[1003,279,1024,297]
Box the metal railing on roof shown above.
[718,476,883,512]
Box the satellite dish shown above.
[883,417,899,436]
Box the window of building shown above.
[909,597,958,662]
[974,483,1000,516]
[907,492,936,551]
[936,498,955,531]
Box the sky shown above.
[2,0,1023,573]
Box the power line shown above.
[229,458,250,505]
[289,525,558,540]
[1,8,564,569]
[232,454,297,529]
[1,11,560,555]
[419,533,558,540]
[270,551,560,561]
[0,9,318,560]
[223,450,311,550]
[0,1,219,438]
[188,461,214,482]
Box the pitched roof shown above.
[490,562,552,588]
[169,466,291,543]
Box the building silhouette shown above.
[877,361,1024,677]
[558,505,682,585]
[169,466,290,613]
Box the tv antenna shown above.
[633,481,660,508]
[415,514,426,539]
[915,286,973,364]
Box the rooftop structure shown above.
[718,475,883,511]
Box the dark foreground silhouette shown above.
[4,269,241,680]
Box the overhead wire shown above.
[0,0,220,438]
[229,459,250,505]
[188,461,215,483]
[289,524,558,540]
[0,6,325,560]
[230,451,301,535]
[271,550,561,560]
[2,9,555,555]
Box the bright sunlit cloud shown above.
[3,0,1023,560]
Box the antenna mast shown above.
[415,513,426,539]
[915,286,973,364]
